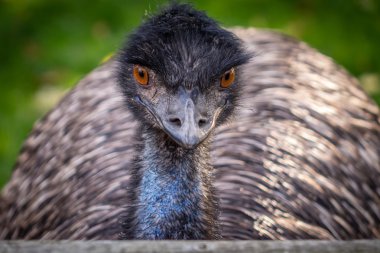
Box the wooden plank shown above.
[0,240,380,253]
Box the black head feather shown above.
[118,3,250,88]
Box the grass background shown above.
[1,0,379,188]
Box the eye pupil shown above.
[224,72,230,80]
[138,69,145,78]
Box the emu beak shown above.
[135,89,219,149]
[163,100,216,148]
[162,98,217,149]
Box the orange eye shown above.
[133,65,149,86]
[220,68,235,88]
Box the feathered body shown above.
[1,5,380,240]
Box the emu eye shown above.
[133,65,149,86]
[220,68,235,88]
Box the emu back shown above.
[1,28,380,239]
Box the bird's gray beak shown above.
[156,87,219,149]
[136,87,219,149]
[162,98,216,149]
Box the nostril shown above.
[198,118,208,128]
[169,117,182,127]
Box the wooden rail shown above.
[1,240,380,253]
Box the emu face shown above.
[118,5,250,148]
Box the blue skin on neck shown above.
[136,163,201,239]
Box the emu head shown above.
[117,4,250,148]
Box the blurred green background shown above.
[1,0,379,188]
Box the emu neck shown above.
[126,128,219,239]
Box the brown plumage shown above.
[1,27,380,239]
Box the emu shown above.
[1,4,380,240]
